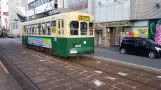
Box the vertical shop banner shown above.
[28,37,52,48]
[156,24,161,45]
[149,19,161,41]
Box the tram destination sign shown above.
[78,15,90,21]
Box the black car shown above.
[120,37,161,59]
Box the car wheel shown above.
[149,51,156,59]
[120,48,126,54]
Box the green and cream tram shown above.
[22,11,94,57]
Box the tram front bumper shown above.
[70,47,94,55]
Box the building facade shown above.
[27,0,67,20]
[0,0,9,31]
[94,0,161,47]
[8,0,28,36]
[67,0,93,14]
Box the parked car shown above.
[120,37,161,59]
[7,34,14,38]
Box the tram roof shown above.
[22,11,93,25]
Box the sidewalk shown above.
[0,61,22,90]
[95,46,120,52]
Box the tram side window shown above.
[89,22,94,35]
[58,21,61,34]
[28,25,31,34]
[24,26,27,34]
[80,22,87,35]
[32,25,34,35]
[62,20,64,34]
[51,21,56,33]
[38,23,41,35]
[35,24,38,35]
[26,26,28,34]
[46,22,51,35]
[62,20,64,28]
[70,21,79,35]
[42,22,46,35]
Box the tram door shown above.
[56,19,64,55]
[57,20,64,35]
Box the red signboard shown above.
[3,12,8,16]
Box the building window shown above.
[28,0,50,10]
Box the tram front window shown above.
[89,22,94,35]
[80,22,87,35]
[70,21,79,35]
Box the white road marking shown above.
[118,72,128,76]
[0,61,9,74]
[157,76,161,79]
[106,76,116,80]
[95,71,103,74]
[93,80,104,87]
[39,60,46,62]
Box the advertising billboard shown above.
[28,37,52,49]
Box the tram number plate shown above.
[78,15,90,21]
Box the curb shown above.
[84,55,161,75]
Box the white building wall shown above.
[0,0,9,30]
[95,0,130,22]
[27,0,64,17]
[8,0,27,36]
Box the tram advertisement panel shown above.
[28,37,52,48]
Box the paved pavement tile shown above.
[39,82,56,90]
[66,81,82,89]
[114,84,136,90]
[35,78,57,87]
[124,81,142,88]
[95,84,113,90]
[49,85,70,90]
[69,85,91,90]
[54,78,74,86]
[136,85,159,90]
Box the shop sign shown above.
[106,21,129,27]
[156,24,161,45]
[78,15,90,21]
[28,37,52,48]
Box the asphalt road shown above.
[94,47,161,70]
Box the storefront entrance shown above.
[95,30,103,46]
[106,21,133,47]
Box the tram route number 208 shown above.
[78,15,90,21]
